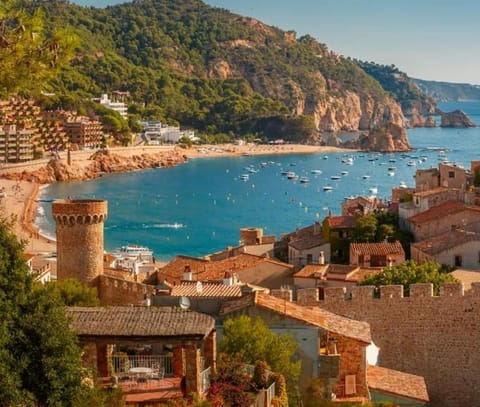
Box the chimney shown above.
[183,265,193,281]
[319,251,325,265]
[223,271,233,286]
[313,221,321,235]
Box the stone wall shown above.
[97,274,155,306]
[297,283,480,407]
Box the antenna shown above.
[179,296,191,310]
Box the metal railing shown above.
[110,354,173,376]
[200,366,211,394]
[251,382,276,407]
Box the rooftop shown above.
[169,281,243,298]
[408,200,476,224]
[325,215,357,229]
[367,365,429,403]
[412,230,480,255]
[221,292,371,344]
[67,306,215,339]
[350,241,405,256]
[413,186,449,198]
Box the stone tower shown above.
[52,199,108,285]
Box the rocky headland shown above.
[440,110,476,128]
[341,123,411,152]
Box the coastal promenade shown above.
[0,143,350,255]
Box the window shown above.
[449,171,455,178]
[307,254,313,264]
[455,255,462,267]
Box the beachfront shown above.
[0,143,351,254]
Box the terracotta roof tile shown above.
[346,267,382,283]
[408,200,473,224]
[367,365,429,402]
[412,230,480,255]
[221,293,371,344]
[169,281,242,298]
[326,215,357,229]
[350,241,405,257]
[159,254,290,283]
[67,306,215,338]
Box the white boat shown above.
[407,160,417,167]
[299,177,310,183]
[323,185,333,191]
[388,171,395,177]
[287,171,297,179]
[388,166,397,171]
[341,171,349,176]
[331,175,341,180]
[114,244,153,259]
[369,187,378,195]
[240,174,249,181]
[362,175,370,180]
[399,181,407,189]
[310,169,323,174]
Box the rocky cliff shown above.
[440,110,476,128]
[2,150,187,184]
[341,123,411,152]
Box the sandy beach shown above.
[0,143,351,254]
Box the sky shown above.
[72,0,480,85]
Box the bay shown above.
[37,102,480,261]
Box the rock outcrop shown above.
[424,116,436,128]
[440,110,476,128]
[2,150,187,184]
[341,123,411,152]
[408,112,425,128]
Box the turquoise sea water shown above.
[37,102,480,261]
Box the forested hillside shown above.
[413,78,480,102]
[21,0,429,140]
[356,61,437,116]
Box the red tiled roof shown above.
[170,281,242,298]
[367,365,429,402]
[412,230,480,255]
[350,241,405,256]
[159,254,290,283]
[408,200,473,224]
[221,292,371,344]
[326,215,357,229]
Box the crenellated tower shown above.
[52,199,108,285]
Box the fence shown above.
[110,354,173,376]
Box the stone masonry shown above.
[52,199,107,285]
[296,283,480,407]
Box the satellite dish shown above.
[179,296,191,310]
[196,281,203,294]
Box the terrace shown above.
[68,306,216,405]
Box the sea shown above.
[36,102,480,261]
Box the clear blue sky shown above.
[72,0,480,85]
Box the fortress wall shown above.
[97,275,155,306]
[297,283,480,407]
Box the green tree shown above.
[359,259,458,296]
[351,214,378,242]
[0,217,104,405]
[0,0,77,96]
[220,315,300,403]
[44,278,100,306]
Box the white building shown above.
[140,120,197,144]
[98,94,128,119]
